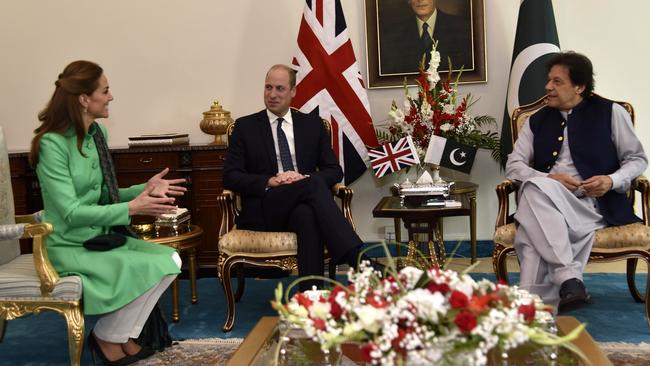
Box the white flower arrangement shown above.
[272,256,586,366]
[377,42,501,164]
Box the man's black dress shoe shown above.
[558,278,593,312]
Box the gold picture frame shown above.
[365,0,486,88]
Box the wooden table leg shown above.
[171,277,180,322]
[394,217,401,257]
[407,240,416,262]
[469,192,477,264]
[189,247,198,304]
[433,219,446,268]
[427,240,439,268]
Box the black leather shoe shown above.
[559,278,593,312]
[87,332,138,366]
[125,341,155,360]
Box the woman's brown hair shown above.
[29,60,103,166]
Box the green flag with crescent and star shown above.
[424,135,477,174]
[500,0,560,168]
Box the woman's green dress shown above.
[36,123,180,314]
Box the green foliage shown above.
[375,128,400,143]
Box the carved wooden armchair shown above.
[0,126,84,365]
[217,118,355,332]
[493,96,650,326]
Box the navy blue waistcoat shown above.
[529,95,639,226]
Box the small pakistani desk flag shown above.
[499,0,560,168]
[424,135,477,174]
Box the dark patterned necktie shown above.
[92,122,137,237]
[421,23,433,51]
[276,118,294,171]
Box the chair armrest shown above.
[218,189,237,237]
[495,179,517,228]
[0,223,28,240]
[20,222,60,296]
[332,183,356,231]
[632,175,649,225]
[15,210,44,225]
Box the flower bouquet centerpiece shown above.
[272,257,585,366]
[376,42,501,178]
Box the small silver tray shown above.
[395,182,452,207]
[398,184,449,197]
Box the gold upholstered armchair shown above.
[217,117,355,332]
[0,126,84,366]
[492,96,650,326]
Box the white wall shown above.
[1,0,648,242]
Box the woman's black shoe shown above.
[87,333,138,366]
[126,344,155,360]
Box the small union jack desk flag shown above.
[368,136,420,178]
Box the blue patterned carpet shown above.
[1,271,648,365]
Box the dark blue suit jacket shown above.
[223,109,343,230]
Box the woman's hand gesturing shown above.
[128,185,178,217]
[146,168,187,198]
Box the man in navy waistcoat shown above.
[505,52,647,312]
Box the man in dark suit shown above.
[223,64,365,289]
[379,0,473,75]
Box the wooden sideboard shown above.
[8,143,227,271]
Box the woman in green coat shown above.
[30,61,185,366]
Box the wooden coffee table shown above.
[145,224,203,322]
[227,316,611,366]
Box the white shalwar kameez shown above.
[505,103,647,309]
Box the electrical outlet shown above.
[384,225,395,242]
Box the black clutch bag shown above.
[83,233,127,251]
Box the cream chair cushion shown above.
[0,254,82,300]
[494,222,650,250]
[219,228,297,254]
[493,223,517,247]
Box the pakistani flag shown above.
[424,135,477,174]
[500,0,560,168]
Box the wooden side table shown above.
[374,181,478,266]
[145,224,203,322]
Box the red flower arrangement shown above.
[378,42,501,164]
[273,261,585,365]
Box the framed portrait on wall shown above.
[365,0,486,88]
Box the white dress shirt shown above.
[267,109,298,173]
[415,9,437,38]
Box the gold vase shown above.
[200,101,233,145]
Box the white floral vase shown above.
[428,164,444,184]
[277,321,342,366]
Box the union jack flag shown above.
[291,0,378,185]
[368,136,420,178]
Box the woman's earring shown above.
[83,108,88,114]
